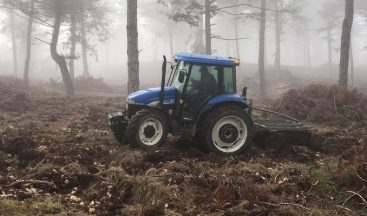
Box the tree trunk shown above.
[127,0,139,94]
[69,14,76,81]
[327,26,332,73]
[105,43,109,70]
[234,18,240,59]
[24,0,35,85]
[205,0,211,55]
[258,0,267,102]
[191,15,205,54]
[168,23,174,58]
[338,0,354,89]
[80,15,89,77]
[274,0,281,75]
[306,31,311,68]
[349,41,354,86]
[50,13,75,97]
[10,10,18,77]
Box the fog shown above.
[0,0,366,87]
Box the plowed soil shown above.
[0,81,366,216]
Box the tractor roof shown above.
[174,53,237,67]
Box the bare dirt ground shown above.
[0,77,367,216]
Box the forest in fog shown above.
[0,0,366,93]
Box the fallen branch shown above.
[346,191,367,205]
[306,180,320,193]
[274,172,281,183]
[31,158,45,171]
[257,201,311,211]
[7,179,56,190]
[356,170,367,182]
[336,205,358,215]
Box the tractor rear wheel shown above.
[203,106,253,154]
[127,109,168,149]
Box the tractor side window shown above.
[171,61,189,92]
[222,67,235,93]
[190,65,201,82]
[187,65,218,95]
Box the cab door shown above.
[180,64,219,121]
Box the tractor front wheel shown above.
[204,106,253,154]
[127,109,168,149]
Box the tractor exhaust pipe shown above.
[160,55,167,106]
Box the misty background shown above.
[0,0,366,89]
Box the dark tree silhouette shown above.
[24,0,35,85]
[258,0,267,102]
[339,0,354,89]
[127,0,139,93]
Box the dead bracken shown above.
[0,81,366,215]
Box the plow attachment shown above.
[251,107,319,149]
[254,119,313,132]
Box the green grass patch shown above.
[0,197,63,216]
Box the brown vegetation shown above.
[273,84,367,127]
[0,80,366,215]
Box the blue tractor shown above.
[109,53,311,155]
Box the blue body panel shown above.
[174,53,236,66]
[128,87,177,105]
[208,94,248,106]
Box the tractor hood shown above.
[127,87,177,106]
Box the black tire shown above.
[112,130,127,145]
[202,106,253,155]
[126,109,168,149]
[109,112,129,145]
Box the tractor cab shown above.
[168,53,241,124]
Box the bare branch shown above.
[35,37,51,45]
[1,4,53,28]
[345,191,367,205]
[216,3,293,13]
[257,201,311,211]
[336,205,358,215]
[212,35,249,41]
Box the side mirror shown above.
[242,86,247,97]
[178,69,186,83]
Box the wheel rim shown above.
[138,117,163,146]
[212,116,248,153]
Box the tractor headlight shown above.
[127,99,136,104]
[148,101,160,107]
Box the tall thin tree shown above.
[80,13,90,77]
[127,0,139,93]
[205,0,211,55]
[69,14,76,81]
[9,10,18,77]
[349,41,354,86]
[24,0,35,85]
[338,0,354,89]
[274,0,282,75]
[258,0,267,101]
[50,4,74,97]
